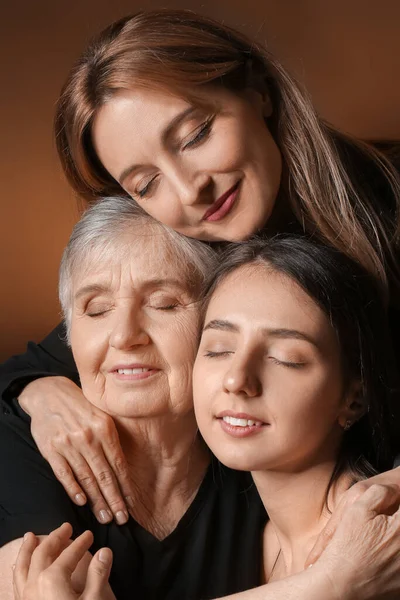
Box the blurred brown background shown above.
[1,0,400,361]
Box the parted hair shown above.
[54,9,400,296]
[201,235,400,482]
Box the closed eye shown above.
[183,116,214,150]
[137,175,158,199]
[268,356,305,369]
[204,350,234,358]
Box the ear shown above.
[338,381,367,430]
[242,87,273,118]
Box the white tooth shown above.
[222,416,262,427]
[118,368,149,375]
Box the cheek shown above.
[70,322,108,384]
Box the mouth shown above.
[216,411,268,437]
[202,181,241,222]
[111,364,160,381]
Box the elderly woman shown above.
[0,197,267,600]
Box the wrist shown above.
[18,376,68,415]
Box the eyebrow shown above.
[74,278,186,301]
[203,320,318,347]
[118,106,198,185]
[74,284,110,301]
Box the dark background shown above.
[1,0,400,360]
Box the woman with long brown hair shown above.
[1,6,400,572]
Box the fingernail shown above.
[11,564,15,570]
[125,495,134,508]
[116,510,129,525]
[308,563,313,569]
[75,493,86,506]
[23,532,31,541]
[99,548,110,564]
[99,509,112,523]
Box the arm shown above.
[0,323,79,401]
[0,326,132,524]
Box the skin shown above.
[93,86,282,242]
[70,230,200,421]
[193,264,363,579]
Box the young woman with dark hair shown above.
[1,8,400,553]
[193,235,400,584]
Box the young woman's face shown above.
[193,265,351,473]
[93,86,282,242]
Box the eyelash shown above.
[183,116,214,150]
[204,352,304,369]
[154,303,179,311]
[136,117,214,199]
[269,357,305,369]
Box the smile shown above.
[217,411,268,438]
[222,416,263,427]
[111,364,160,381]
[202,181,241,222]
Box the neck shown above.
[115,411,210,539]
[253,460,352,578]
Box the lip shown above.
[216,410,266,422]
[202,181,241,222]
[216,410,268,438]
[110,363,160,381]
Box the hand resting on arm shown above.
[18,376,132,526]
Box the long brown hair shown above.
[55,9,400,297]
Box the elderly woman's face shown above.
[69,230,200,419]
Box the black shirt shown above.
[0,396,267,600]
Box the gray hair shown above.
[59,196,217,338]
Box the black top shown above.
[0,396,266,599]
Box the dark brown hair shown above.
[55,9,400,296]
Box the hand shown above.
[19,376,133,525]
[306,466,400,566]
[313,484,400,600]
[13,523,116,600]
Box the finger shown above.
[13,533,38,599]
[84,548,113,596]
[63,450,114,524]
[353,483,400,517]
[52,530,94,576]
[28,523,73,578]
[51,453,87,506]
[305,483,400,567]
[89,445,130,524]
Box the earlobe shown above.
[338,382,366,430]
[262,94,273,118]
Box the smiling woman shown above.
[193,236,400,583]
[91,86,281,241]
[0,197,272,600]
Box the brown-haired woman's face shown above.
[93,86,282,241]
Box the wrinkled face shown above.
[93,86,282,242]
[193,265,350,473]
[69,228,200,420]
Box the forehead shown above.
[71,226,186,292]
[208,265,330,334]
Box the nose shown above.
[170,167,213,207]
[223,355,262,398]
[109,306,150,350]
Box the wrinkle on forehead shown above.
[71,223,189,294]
